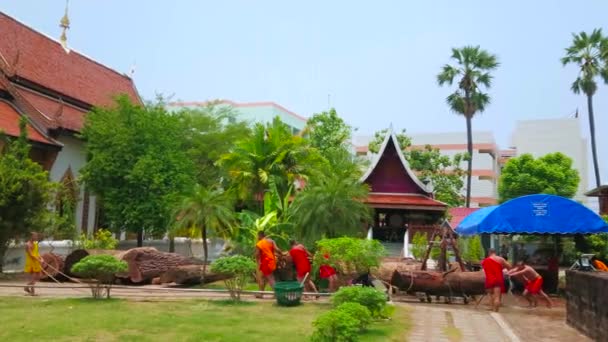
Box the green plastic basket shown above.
[274,281,304,306]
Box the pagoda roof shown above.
[360,127,432,194]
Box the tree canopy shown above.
[80,97,195,245]
[305,108,353,157]
[0,119,53,271]
[498,152,580,202]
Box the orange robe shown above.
[593,260,608,271]
[256,239,276,276]
[482,257,505,293]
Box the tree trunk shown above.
[169,236,175,253]
[137,229,144,247]
[587,94,601,187]
[465,115,473,208]
[201,226,208,283]
[0,242,7,273]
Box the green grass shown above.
[0,297,409,341]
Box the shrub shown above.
[71,254,127,299]
[335,302,372,331]
[430,236,442,260]
[79,229,119,250]
[411,232,428,260]
[463,236,484,263]
[313,237,385,276]
[331,286,389,319]
[210,255,256,301]
[311,309,360,342]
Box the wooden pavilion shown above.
[360,129,447,256]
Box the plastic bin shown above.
[274,281,303,306]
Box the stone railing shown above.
[565,270,608,341]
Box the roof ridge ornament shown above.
[59,0,71,53]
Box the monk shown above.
[591,256,608,271]
[481,248,511,312]
[255,231,281,296]
[508,260,552,308]
[319,253,338,292]
[24,232,44,296]
[289,240,318,298]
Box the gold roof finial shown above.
[59,0,70,51]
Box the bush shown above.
[463,236,484,263]
[311,309,360,342]
[411,232,428,260]
[71,254,127,299]
[430,236,441,260]
[331,286,389,319]
[210,255,256,301]
[79,229,119,250]
[335,302,372,331]
[313,237,385,276]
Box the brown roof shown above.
[0,12,141,132]
[0,100,55,145]
[17,87,87,132]
[365,193,446,210]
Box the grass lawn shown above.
[0,297,409,341]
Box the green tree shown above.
[411,232,428,260]
[174,185,236,281]
[437,46,499,207]
[463,236,483,263]
[368,130,466,207]
[176,103,251,188]
[498,153,580,202]
[313,237,385,276]
[305,108,353,157]
[0,119,53,272]
[80,97,195,246]
[561,29,608,188]
[210,255,256,301]
[219,117,322,209]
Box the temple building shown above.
[361,129,447,256]
[0,12,141,234]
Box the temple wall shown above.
[565,270,608,341]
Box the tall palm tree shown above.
[174,185,236,281]
[219,116,322,209]
[561,29,608,188]
[437,46,499,207]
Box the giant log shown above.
[390,269,486,297]
[159,265,230,285]
[40,253,65,281]
[118,247,204,284]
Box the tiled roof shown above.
[0,12,140,120]
[16,87,87,132]
[0,100,56,145]
[448,207,480,228]
[365,193,446,209]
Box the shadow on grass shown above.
[210,299,257,306]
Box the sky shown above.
[2,0,607,183]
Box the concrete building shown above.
[354,131,499,207]
[509,118,589,205]
[168,100,307,134]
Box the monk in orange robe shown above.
[255,231,281,295]
[592,257,608,271]
[481,248,511,312]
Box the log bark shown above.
[63,249,89,277]
[118,247,204,284]
[390,269,486,297]
[159,265,230,285]
[40,253,64,281]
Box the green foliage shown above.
[71,255,127,299]
[80,97,195,241]
[79,229,119,250]
[0,118,53,271]
[175,103,252,188]
[331,286,389,319]
[498,153,580,202]
[335,302,372,331]
[311,309,360,342]
[219,116,323,205]
[585,234,608,260]
[210,255,257,301]
[173,185,236,278]
[368,130,466,207]
[305,108,353,157]
[430,236,442,260]
[313,238,385,276]
[561,29,608,97]
[462,236,483,263]
[411,232,428,260]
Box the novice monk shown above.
[24,232,44,296]
[255,231,281,296]
[319,253,338,292]
[289,240,318,298]
[508,260,552,308]
[481,248,511,312]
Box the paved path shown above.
[408,304,512,342]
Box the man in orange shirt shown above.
[255,231,281,294]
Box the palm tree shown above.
[219,116,322,209]
[437,46,499,207]
[174,185,236,281]
[561,29,608,188]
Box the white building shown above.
[510,118,589,206]
[354,131,499,207]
